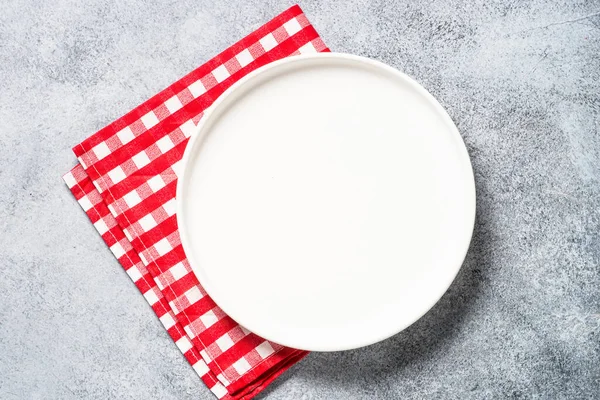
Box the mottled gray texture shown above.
[1,0,599,398]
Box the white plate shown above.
[177,53,475,351]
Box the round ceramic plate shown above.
[177,53,475,351]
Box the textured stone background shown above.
[1,0,599,398]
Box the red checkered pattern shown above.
[64,5,327,399]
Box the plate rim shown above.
[176,52,476,351]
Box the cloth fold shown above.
[63,5,328,399]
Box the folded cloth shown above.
[63,5,328,399]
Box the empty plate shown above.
[177,53,475,351]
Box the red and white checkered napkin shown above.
[63,5,328,399]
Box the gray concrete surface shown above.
[1,0,599,398]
